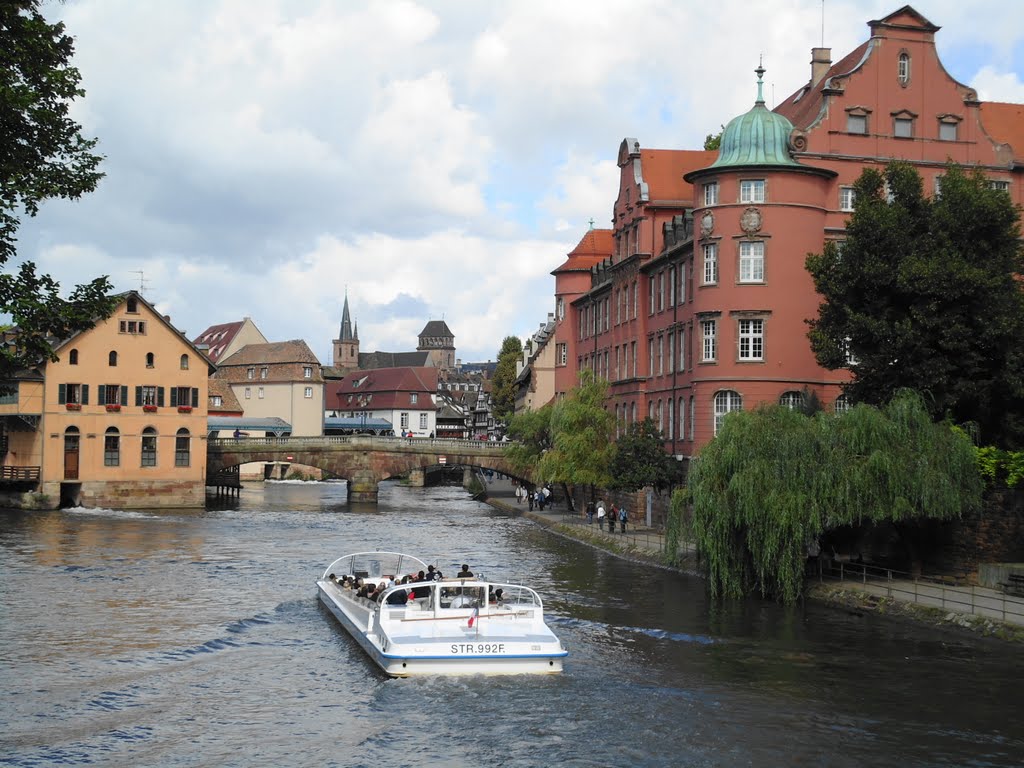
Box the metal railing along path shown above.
[815,559,1024,627]
[208,436,509,451]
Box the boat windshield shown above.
[322,552,429,582]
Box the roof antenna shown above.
[130,270,148,295]
[821,0,825,47]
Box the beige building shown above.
[213,340,324,436]
[0,291,214,509]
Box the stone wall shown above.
[79,479,206,509]
[925,487,1024,576]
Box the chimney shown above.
[811,47,831,85]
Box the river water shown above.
[1,481,1022,767]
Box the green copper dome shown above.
[711,65,799,168]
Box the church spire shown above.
[339,293,356,341]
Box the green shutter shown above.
[120,386,128,406]
[157,387,165,407]
[135,386,142,406]
[97,385,106,405]
[58,384,66,405]
[82,384,89,405]
[170,388,178,407]
[191,388,199,407]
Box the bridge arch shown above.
[207,435,522,503]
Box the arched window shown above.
[180,354,189,370]
[141,427,157,467]
[69,349,78,365]
[104,427,120,467]
[713,390,743,435]
[648,402,655,422]
[146,352,155,368]
[108,351,117,367]
[779,391,805,410]
[631,402,637,424]
[667,397,674,440]
[657,399,664,435]
[175,428,191,467]
[897,52,910,85]
[834,394,851,414]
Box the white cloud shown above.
[11,0,1023,363]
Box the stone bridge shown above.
[207,436,520,502]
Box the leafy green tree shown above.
[537,370,615,509]
[703,126,724,151]
[806,161,1024,447]
[490,335,522,425]
[609,418,681,493]
[504,402,553,482]
[687,392,982,603]
[0,1,116,380]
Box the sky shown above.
[15,0,1024,364]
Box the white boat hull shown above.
[317,580,567,677]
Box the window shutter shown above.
[158,387,165,407]
[191,388,199,407]
[82,385,89,405]
[135,386,142,406]
[170,388,178,407]
[121,386,128,406]
[58,384,66,404]
[98,385,106,405]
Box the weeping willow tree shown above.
[688,390,982,603]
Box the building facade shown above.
[213,340,325,436]
[555,5,1024,459]
[0,292,213,508]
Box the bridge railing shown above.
[207,435,510,451]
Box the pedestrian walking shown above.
[596,501,606,530]
[608,505,616,534]
[619,505,628,534]
[586,500,595,525]
[528,490,535,511]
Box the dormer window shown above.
[897,52,911,86]
[126,297,138,313]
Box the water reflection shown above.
[0,481,1022,767]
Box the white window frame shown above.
[713,390,743,435]
[701,319,717,362]
[840,186,856,212]
[258,387,264,399]
[739,241,764,283]
[703,243,718,284]
[244,387,251,399]
[834,394,851,414]
[304,387,313,398]
[704,181,719,206]
[737,319,764,361]
[303,366,313,379]
[897,52,910,85]
[419,413,428,430]
[739,179,765,204]
[780,391,804,410]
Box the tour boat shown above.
[316,551,567,676]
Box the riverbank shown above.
[484,493,1024,643]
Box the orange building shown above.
[0,291,214,509]
[554,5,1023,459]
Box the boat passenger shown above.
[385,587,408,605]
[427,565,443,581]
[457,564,474,578]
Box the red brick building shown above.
[553,5,1024,459]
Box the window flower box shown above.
[65,403,81,411]
[105,404,121,412]
[177,405,193,413]
[143,405,158,412]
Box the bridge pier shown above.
[348,470,379,503]
[408,468,425,487]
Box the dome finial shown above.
[755,56,766,104]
